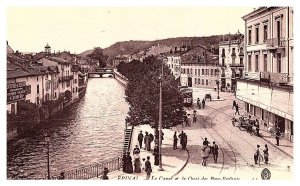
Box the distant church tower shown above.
[45,43,51,56]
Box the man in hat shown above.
[138,131,144,149]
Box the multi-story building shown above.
[165,54,181,80]
[237,7,294,141]
[180,46,219,89]
[219,33,244,92]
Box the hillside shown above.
[80,35,227,58]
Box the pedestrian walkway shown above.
[97,124,189,180]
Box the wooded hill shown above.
[80,34,227,58]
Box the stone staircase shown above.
[123,125,134,155]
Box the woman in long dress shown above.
[133,153,141,173]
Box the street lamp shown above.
[158,63,164,171]
[216,67,220,99]
[216,80,220,99]
[45,134,51,179]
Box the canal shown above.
[7,77,129,179]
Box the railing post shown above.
[96,163,99,178]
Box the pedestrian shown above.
[138,131,144,149]
[141,158,146,171]
[193,110,197,123]
[182,113,187,127]
[182,133,188,150]
[133,145,140,155]
[235,104,240,115]
[253,145,261,164]
[232,100,236,109]
[211,141,219,163]
[202,99,205,109]
[187,114,191,127]
[255,119,260,137]
[122,151,133,173]
[203,137,210,146]
[263,144,269,164]
[275,130,281,146]
[58,172,65,180]
[133,153,141,173]
[179,131,184,149]
[197,98,201,109]
[149,133,154,151]
[145,156,152,180]
[201,145,210,166]
[144,132,150,151]
[173,131,178,150]
[153,144,159,166]
[101,167,109,180]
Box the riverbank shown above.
[7,79,88,141]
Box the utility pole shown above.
[158,62,164,171]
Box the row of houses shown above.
[165,7,294,142]
[7,43,91,139]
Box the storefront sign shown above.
[7,81,26,103]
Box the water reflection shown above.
[7,78,128,179]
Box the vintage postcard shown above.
[5,2,295,184]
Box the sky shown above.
[7,7,254,54]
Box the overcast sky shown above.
[7,7,254,54]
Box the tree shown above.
[121,56,184,128]
[87,47,108,68]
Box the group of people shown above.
[173,131,188,150]
[254,144,269,165]
[201,138,219,166]
[138,130,164,151]
[197,98,206,109]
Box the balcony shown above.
[260,72,289,84]
[244,72,260,80]
[267,37,285,49]
[59,75,74,82]
[229,63,244,67]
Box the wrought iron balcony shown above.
[229,63,244,67]
[266,37,285,48]
[59,75,74,82]
[260,72,289,84]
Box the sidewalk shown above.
[103,124,189,180]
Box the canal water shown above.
[7,77,129,179]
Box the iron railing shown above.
[51,156,122,180]
[267,37,285,48]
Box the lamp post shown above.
[216,67,220,99]
[45,134,50,179]
[158,63,164,171]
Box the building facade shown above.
[165,54,181,80]
[180,46,219,89]
[219,33,244,92]
[237,7,294,141]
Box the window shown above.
[263,24,268,42]
[195,78,197,84]
[202,69,204,75]
[263,54,268,72]
[277,53,282,73]
[222,58,225,66]
[206,79,208,85]
[255,26,259,43]
[73,88,75,93]
[222,48,225,57]
[240,58,243,65]
[248,28,252,45]
[198,78,200,84]
[248,55,252,71]
[232,58,235,65]
[198,69,200,76]
[37,84,39,94]
[76,87,78,92]
[255,55,259,72]
[211,69,214,76]
[206,69,209,75]
[37,76,38,81]
[55,92,57,98]
[215,69,218,76]
[187,69,189,74]
[232,48,236,57]
[195,69,197,75]
[202,79,204,85]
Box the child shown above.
[141,158,146,171]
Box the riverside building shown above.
[237,7,294,141]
